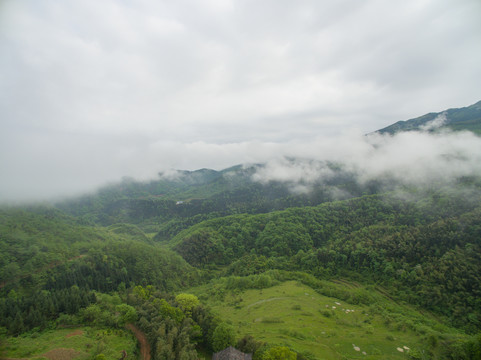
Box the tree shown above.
[237,335,265,357]
[11,312,25,336]
[80,304,102,324]
[175,293,199,316]
[212,323,236,352]
[262,346,297,360]
[115,303,137,326]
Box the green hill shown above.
[3,101,481,359]
[170,187,481,333]
[55,160,376,238]
[189,278,464,360]
[376,100,481,134]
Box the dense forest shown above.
[2,111,481,359]
[2,176,481,359]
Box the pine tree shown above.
[11,312,25,336]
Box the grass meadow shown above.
[1,326,138,360]
[192,280,462,359]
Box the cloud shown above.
[420,112,447,131]
[1,0,481,201]
[1,124,481,202]
[248,130,481,192]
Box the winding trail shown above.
[126,323,151,360]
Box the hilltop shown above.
[375,100,481,135]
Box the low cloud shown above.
[1,128,480,203]
[249,129,481,193]
[420,112,448,131]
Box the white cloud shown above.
[420,112,447,131]
[250,130,481,191]
[1,0,481,201]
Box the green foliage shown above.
[0,207,196,300]
[0,285,95,335]
[175,293,200,314]
[190,277,470,359]
[173,189,481,332]
[1,326,137,359]
[376,99,481,135]
[237,335,266,358]
[174,229,226,266]
[127,286,227,358]
[262,346,297,360]
[443,333,481,359]
[225,274,279,290]
[116,303,137,325]
[80,293,137,328]
[133,285,155,300]
[153,298,185,324]
[107,223,150,241]
[3,153,481,359]
[212,322,236,352]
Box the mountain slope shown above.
[376,100,481,134]
[169,187,481,333]
[55,161,375,236]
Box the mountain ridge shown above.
[375,100,481,135]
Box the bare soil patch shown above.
[66,330,84,338]
[42,348,81,360]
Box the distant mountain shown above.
[376,100,481,134]
[55,160,378,236]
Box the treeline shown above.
[0,207,200,337]
[0,286,95,335]
[44,242,197,294]
[128,285,303,360]
[0,236,197,336]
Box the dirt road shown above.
[126,323,151,360]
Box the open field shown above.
[1,327,138,360]
[191,280,462,359]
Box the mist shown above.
[2,125,480,204]
[249,129,481,193]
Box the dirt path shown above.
[126,323,151,360]
[246,297,288,309]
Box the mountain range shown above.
[2,100,481,359]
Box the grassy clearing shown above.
[191,280,463,359]
[1,327,138,360]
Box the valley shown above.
[1,103,481,359]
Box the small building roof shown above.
[212,346,252,360]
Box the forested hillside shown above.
[2,180,481,359]
[2,108,481,359]
[171,187,481,332]
[55,160,390,241]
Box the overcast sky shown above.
[1,0,481,202]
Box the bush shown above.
[212,323,236,352]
